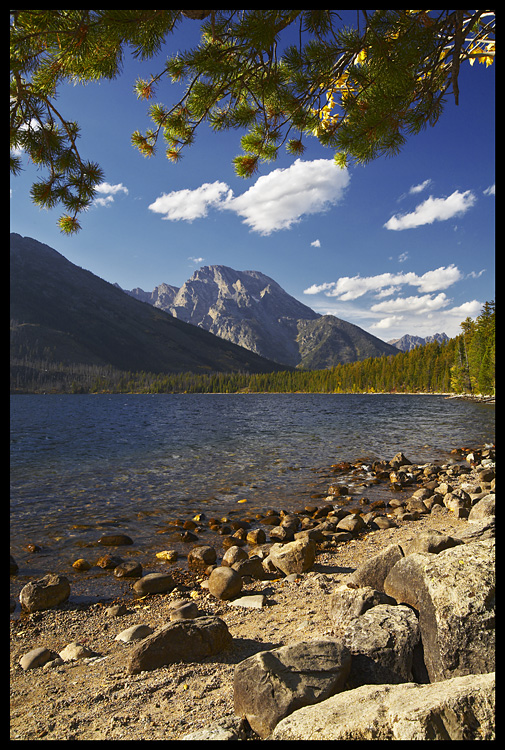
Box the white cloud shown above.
[370,292,450,315]
[148,159,350,234]
[95,182,129,196]
[93,181,129,207]
[409,179,432,194]
[305,266,462,302]
[304,281,338,295]
[311,239,321,248]
[148,181,232,222]
[398,252,409,263]
[384,189,477,230]
[483,184,495,196]
[222,159,350,234]
[188,256,204,263]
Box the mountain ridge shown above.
[123,266,399,368]
[10,233,285,376]
[388,332,449,352]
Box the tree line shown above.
[10,302,494,396]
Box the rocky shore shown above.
[10,445,495,740]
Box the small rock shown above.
[114,561,143,578]
[229,594,266,609]
[20,647,59,671]
[72,558,91,571]
[105,603,129,617]
[133,572,175,596]
[96,554,123,569]
[59,642,98,662]
[115,625,154,643]
[98,534,134,546]
[169,599,200,620]
[155,550,178,562]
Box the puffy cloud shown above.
[384,190,477,230]
[148,159,350,234]
[304,265,463,301]
[222,159,350,234]
[311,239,321,248]
[370,292,450,315]
[93,181,129,207]
[148,181,232,221]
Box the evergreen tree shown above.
[11,10,495,232]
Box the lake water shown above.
[10,393,495,603]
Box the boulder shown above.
[233,639,351,739]
[127,616,232,674]
[329,584,397,635]
[270,672,495,740]
[342,604,420,688]
[19,574,70,613]
[187,545,217,572]
[384,539,495,682]
[267,537,316,576]
[221,545,248,567]
[208,566,242,600]
[346,543,404,591]
[468,494,495,521]
[132,572,175,596]
[246,528,266,545]
[336,513,366,534]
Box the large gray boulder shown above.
[233,639,351,739]
[270,672,495,740]
[342,604,420,688]
[384,539,495,682]
[19,574,70,613]
[127,616,231,674]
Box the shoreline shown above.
[10,442,495,740]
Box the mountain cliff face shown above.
[388,332,449,352]
[10,234,285,375]
[124,266,399,368]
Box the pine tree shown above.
[11,10,495,232]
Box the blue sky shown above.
[10,16,495,341]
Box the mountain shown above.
[388,332,449,352]
[124,266,399,369]
[10,234,285,375]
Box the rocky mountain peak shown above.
[124,264,399,368]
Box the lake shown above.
[10,393,495,602]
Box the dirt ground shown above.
[10,509,472,741]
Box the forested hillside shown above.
[11,303,494,396]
